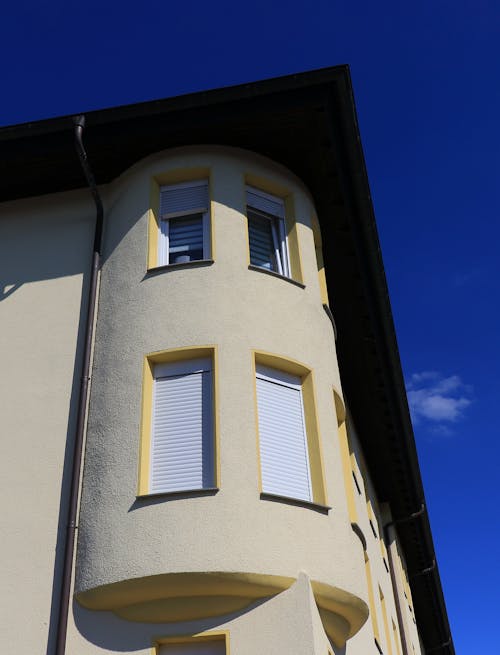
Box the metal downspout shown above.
[54,115,103,655]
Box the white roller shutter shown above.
[160,180,208,218]
[256,365,312,502]
[246,186,285,218]
[150,358,213,494]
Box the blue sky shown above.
[3,1,498,651]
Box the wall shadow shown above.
[73,596,270,652]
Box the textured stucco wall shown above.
[75,147,365,625]
[0,191,94,652]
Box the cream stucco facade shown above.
[0,67,454,655]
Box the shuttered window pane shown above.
[151,363,213,493]
[168,215,204,263]
[246,186,289,277]
[256,370,312,502]
[248,211,276,270]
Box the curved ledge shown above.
[333,388,346,424]
[76,571,295,623]
[260,491,331,514]
[146,259,215,276]
[323,304,337,340]
[248,264,306,288]
[351,521,367,550]
[311,580,369,647]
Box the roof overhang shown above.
[0,65,454,654]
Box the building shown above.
[0,66,454,655]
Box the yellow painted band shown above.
[76,571,295,622]
[380,587,393,655]
[312,212,329,304]
[311,579,369,647]
[364,554,381,642]
[338,420,358,523]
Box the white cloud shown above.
[406,371,472,428]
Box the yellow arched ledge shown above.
[333,388,346,425]
[76,572,295,622]
[311,580,369,647]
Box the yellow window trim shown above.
[333,388,346,424]
[252,350,328,506]
[152,629,230,654]
[367,499,380,539]
[392,618,402,655]
[138,345,219,496]
[364,552,381,644]
[337,418,358,523]
[244,172,304,283]
[312,212,329,304]
[147,167,214,270]
[380,586,393,655]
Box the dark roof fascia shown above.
[0,65,349,140]
[0,66,454,653]
[0,66,343,202]
[326,70,454,654]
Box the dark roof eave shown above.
[326,71,455,654]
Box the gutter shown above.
[54,115,103,655]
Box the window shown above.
[145,355,215,495]
[256,364,313,502]
[159,180,210,265]
[246,186,290,277]
[158,641,225,655]
[157,635,226,655]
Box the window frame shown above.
[246,186,291,278]
[256,364,313,502]
[158,179,211,266]
[153,631,229,655]
[138,346,219,497]
[253,351,328,509]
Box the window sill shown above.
[147,259,215,275]
[136,487,219,501]
[260,492,331,514]
[248,264,305,288]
